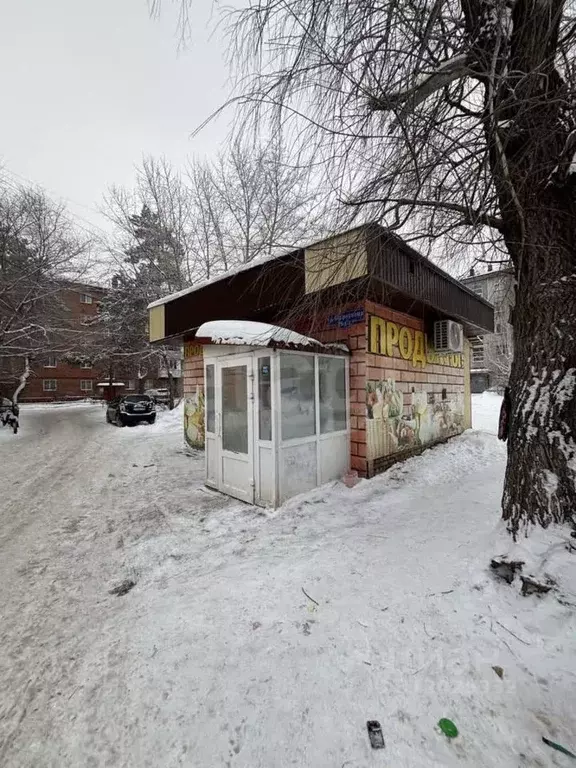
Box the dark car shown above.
[106,394,156,426]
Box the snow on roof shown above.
[196,320,322,349]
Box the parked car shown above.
[144,388,171,405]
[106,394,156,426]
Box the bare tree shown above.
[0,180,93,400]
[210,137,325,264]
[138,156,196,285]
[186,158,230,280]
[485,332,513,389]
[259,137,327,255]
[485,275,515,389]
[105,143,324,284]
[212,140,265,265]
[163,0,576,535]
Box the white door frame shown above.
[216,354,254,504]
[252,350,277,507]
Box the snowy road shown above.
[1,405,105,550]
[0,404,234,767]
[1,397,575,768]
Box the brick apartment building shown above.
[13,283,107,402]
[1,281,183,403]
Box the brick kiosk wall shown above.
[178,302,468,476]
[182,342,205,449]
[183,351,204,393]
[363,300,466,477]
[298,299,467,478]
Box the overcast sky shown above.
[0,0,230,234]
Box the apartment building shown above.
[461,266,515,392]
[19,283,106,402]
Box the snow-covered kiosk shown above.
[148,224,494,508]
[196,320,350,506]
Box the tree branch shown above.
[368,54,471,114]
[344,196,504,231]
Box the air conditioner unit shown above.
[434,320,464,353]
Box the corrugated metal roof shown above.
[366,227,494,331]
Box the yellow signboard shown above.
[148,304,165,343]
[184,342,203,358]
[305,230,368,294]
[368,315,463,369]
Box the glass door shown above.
[217,357,254,503]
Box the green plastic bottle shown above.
[438,718,459,738]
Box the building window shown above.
[80,380,93,392]
[221,365,248,453]
[470,282,486,299]
[470,336,485,367]
[80,294,93,304]
[80,360,92,369]
[126,380,136,390]
[206,364,215,433]
[258,357,272,441]
[280,353,316,440]
[43,379,57,392]
[144,379,154,390]
[319,356,347,433]
[44,355,57,368]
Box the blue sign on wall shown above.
[327,308,365,330]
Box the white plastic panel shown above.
[206,433,218,486]
[280,441,317,503]
[221,454,253,502]
[319,433,349,484]
[257,445,275,505]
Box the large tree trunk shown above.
[469,0,576,536]
[502,200,576,535]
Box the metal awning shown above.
[148,224,494,344]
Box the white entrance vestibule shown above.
[198,321,350,507]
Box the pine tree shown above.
[97,205,185,404]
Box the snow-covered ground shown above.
[1,397,575,767]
